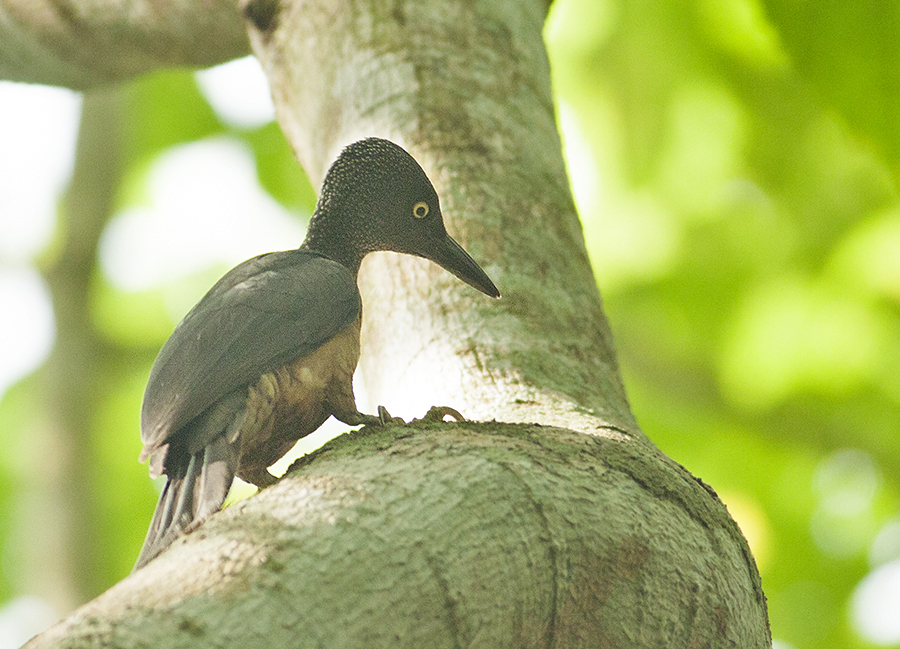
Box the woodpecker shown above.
[134,138,499,569]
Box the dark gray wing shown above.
[140,250,360,454]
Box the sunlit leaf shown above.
[761,0,900,168]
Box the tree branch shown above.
[0,0,249,88]
[246,0,638,436]
[28,421,769,647]
[20,0,771,645]
[24,88,123,611]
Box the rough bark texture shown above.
[0,0,249,88]
[31,422,767,648]
[250,0,638,437]
[12,0,771,646]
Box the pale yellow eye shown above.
[413,201,429,219]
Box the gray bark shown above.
[29,423,767,647]
[10,0,771,646]
[0,0,248,88]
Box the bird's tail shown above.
[133,434,238,571]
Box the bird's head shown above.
[303,138,500,298]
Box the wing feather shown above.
[139,250,360,453]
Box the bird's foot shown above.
[417,406,465,423]
[337,406,458,428]
[376,406,405,425]
[336,407,404,428]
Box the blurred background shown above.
[1,0,898,646]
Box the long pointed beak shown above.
[426,234,500,298]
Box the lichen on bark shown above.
[10,0,771,645]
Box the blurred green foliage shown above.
[0,0,898,647]
[547,0,899,647]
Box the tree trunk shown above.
[9,0,771,646]
[19,88,122,613]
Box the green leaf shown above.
[761,0,900,168]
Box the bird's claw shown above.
[376,406,466,426]
[376,405,405,425]
[363,405,463,427]
[417,406,466,423]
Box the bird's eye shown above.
[413,201,430,219]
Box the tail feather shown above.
[133,434,238,571]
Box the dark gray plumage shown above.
[134,138,499,569]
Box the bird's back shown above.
[140,249,361,467]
